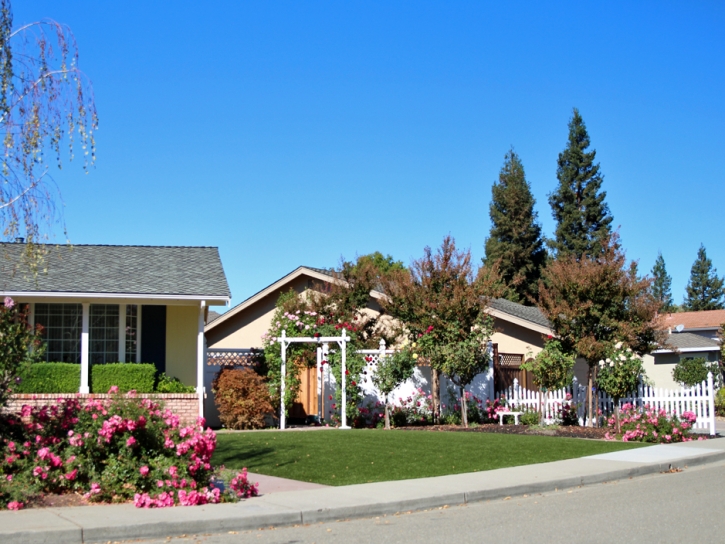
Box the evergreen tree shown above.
[484,149,546,304]
[683,245,725,311]
[549,108,613,258]
[651,252,675,312]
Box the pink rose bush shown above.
[604,404,702,443]
[0,390,257,510]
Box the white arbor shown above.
[277,329,351,430]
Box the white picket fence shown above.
[496,372,717,435]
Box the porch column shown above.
[118,304,126,363]
[197,301,206,419]
[80,302,90,394]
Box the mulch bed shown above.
[396,424,611,440]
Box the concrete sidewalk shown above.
[2,438,724,544]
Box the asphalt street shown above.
[133,459,725,544]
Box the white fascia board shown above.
[205,266,337,331]
[2,291,229,306]
[486,308,553,336]
[651,346,721,354]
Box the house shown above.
[204,266,576,424]
[642,310,723,389]
[0,243,231,416]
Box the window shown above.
[90,304,119,364]
[34,303,82,363]
[125,304,138,363]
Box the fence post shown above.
[513,377,519,408]
[708,372,716,436]
[379,338,386,361]
[486,341,494,403]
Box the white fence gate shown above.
[496,372,717,435]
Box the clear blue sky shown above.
[16,1,725,311]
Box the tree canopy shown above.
[549,108,612,259]
[484,149,546,304]
[683,245,724,311]
[0,0,97,264]
[651,252,675,313]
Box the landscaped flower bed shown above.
[0,388,258,510]
[604,403,704,443]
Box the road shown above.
[137,460,725,544]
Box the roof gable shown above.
[662,310,725,331]
[0,244,230,299]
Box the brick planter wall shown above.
[4,393,201,426]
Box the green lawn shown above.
[213,429,645,486]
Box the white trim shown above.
[486,308,553,335]
[651,346,721,354]
[205,266,384,332]
[0,291,229,304]
[80,303,90,394]
[197,301,206,419]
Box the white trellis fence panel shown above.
[496,373,716,434]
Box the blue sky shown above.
[15,1,725,311]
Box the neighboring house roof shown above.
[653,332,721,354]
[206,310,222,324]
[0,243,231,302]
[661,310,725,331]
[488,298,552,334]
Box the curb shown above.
[3,448,725,544]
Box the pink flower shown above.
[7,501,22,510]
[140,466,150,477]
[108,385,119,394]
[4,296,15,309]
[65,469,78,481]
[126,436,137,447]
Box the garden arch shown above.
[277,329,351,430]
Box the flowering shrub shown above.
[389,388,433,426]
[442,392,500,425]
[0,389,257,510]
[604,403,702,443]
[555,400,580,426]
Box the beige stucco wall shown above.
[166,305,199,386]
[490,319,546,358]
[642,350,719,390]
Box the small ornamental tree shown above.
[597,348,646,433]
[521,338,575,421]
[212,367,274,430]
[380,236,503,425]
[672,357,713,387]
[370,344,418,429]
[538,233,663,426]
[0,297,43,408]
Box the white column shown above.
[118,304,126,363]
[280,330,287,430]
[197,301,206,419]
[708,372,716,436]
[486,341,494,402]
[340,330,350,429]
[316,345,322,419]
[80,302,90,393]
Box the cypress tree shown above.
[484,149,546,304]
[683,245,725,311]
[651,252,675,313]
[549,108,613,258]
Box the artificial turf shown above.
[213,429,645,486]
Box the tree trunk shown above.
[460,386,468,428]
[384,395,391,430]
[432,368,440,424]
[587,365,594,428]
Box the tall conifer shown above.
[683,245,725,311]
[651,252,675,313]
[549,109,612,258]
[484,149,546,304]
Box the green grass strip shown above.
[213,429,645,486]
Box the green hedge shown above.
[15,363,81,394]
[15,362,162,394]
[91,363,156,393]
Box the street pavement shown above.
[138,459,725,544]
[1,437,724,543]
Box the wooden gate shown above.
[290,366,318,422]
[492,343,537,394]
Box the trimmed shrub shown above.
[672,357,715,387]
[716,388,725,417]
[91,363,156,393]
[520,409,540,426]
[156,373,196,393]
[15,363,81,393]
[212,368,273,430]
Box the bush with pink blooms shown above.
[604,403,702,443]
[0,389,258,510]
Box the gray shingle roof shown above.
[0,244,230,298]
[661,332,720,351]
[488,298,551,329]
